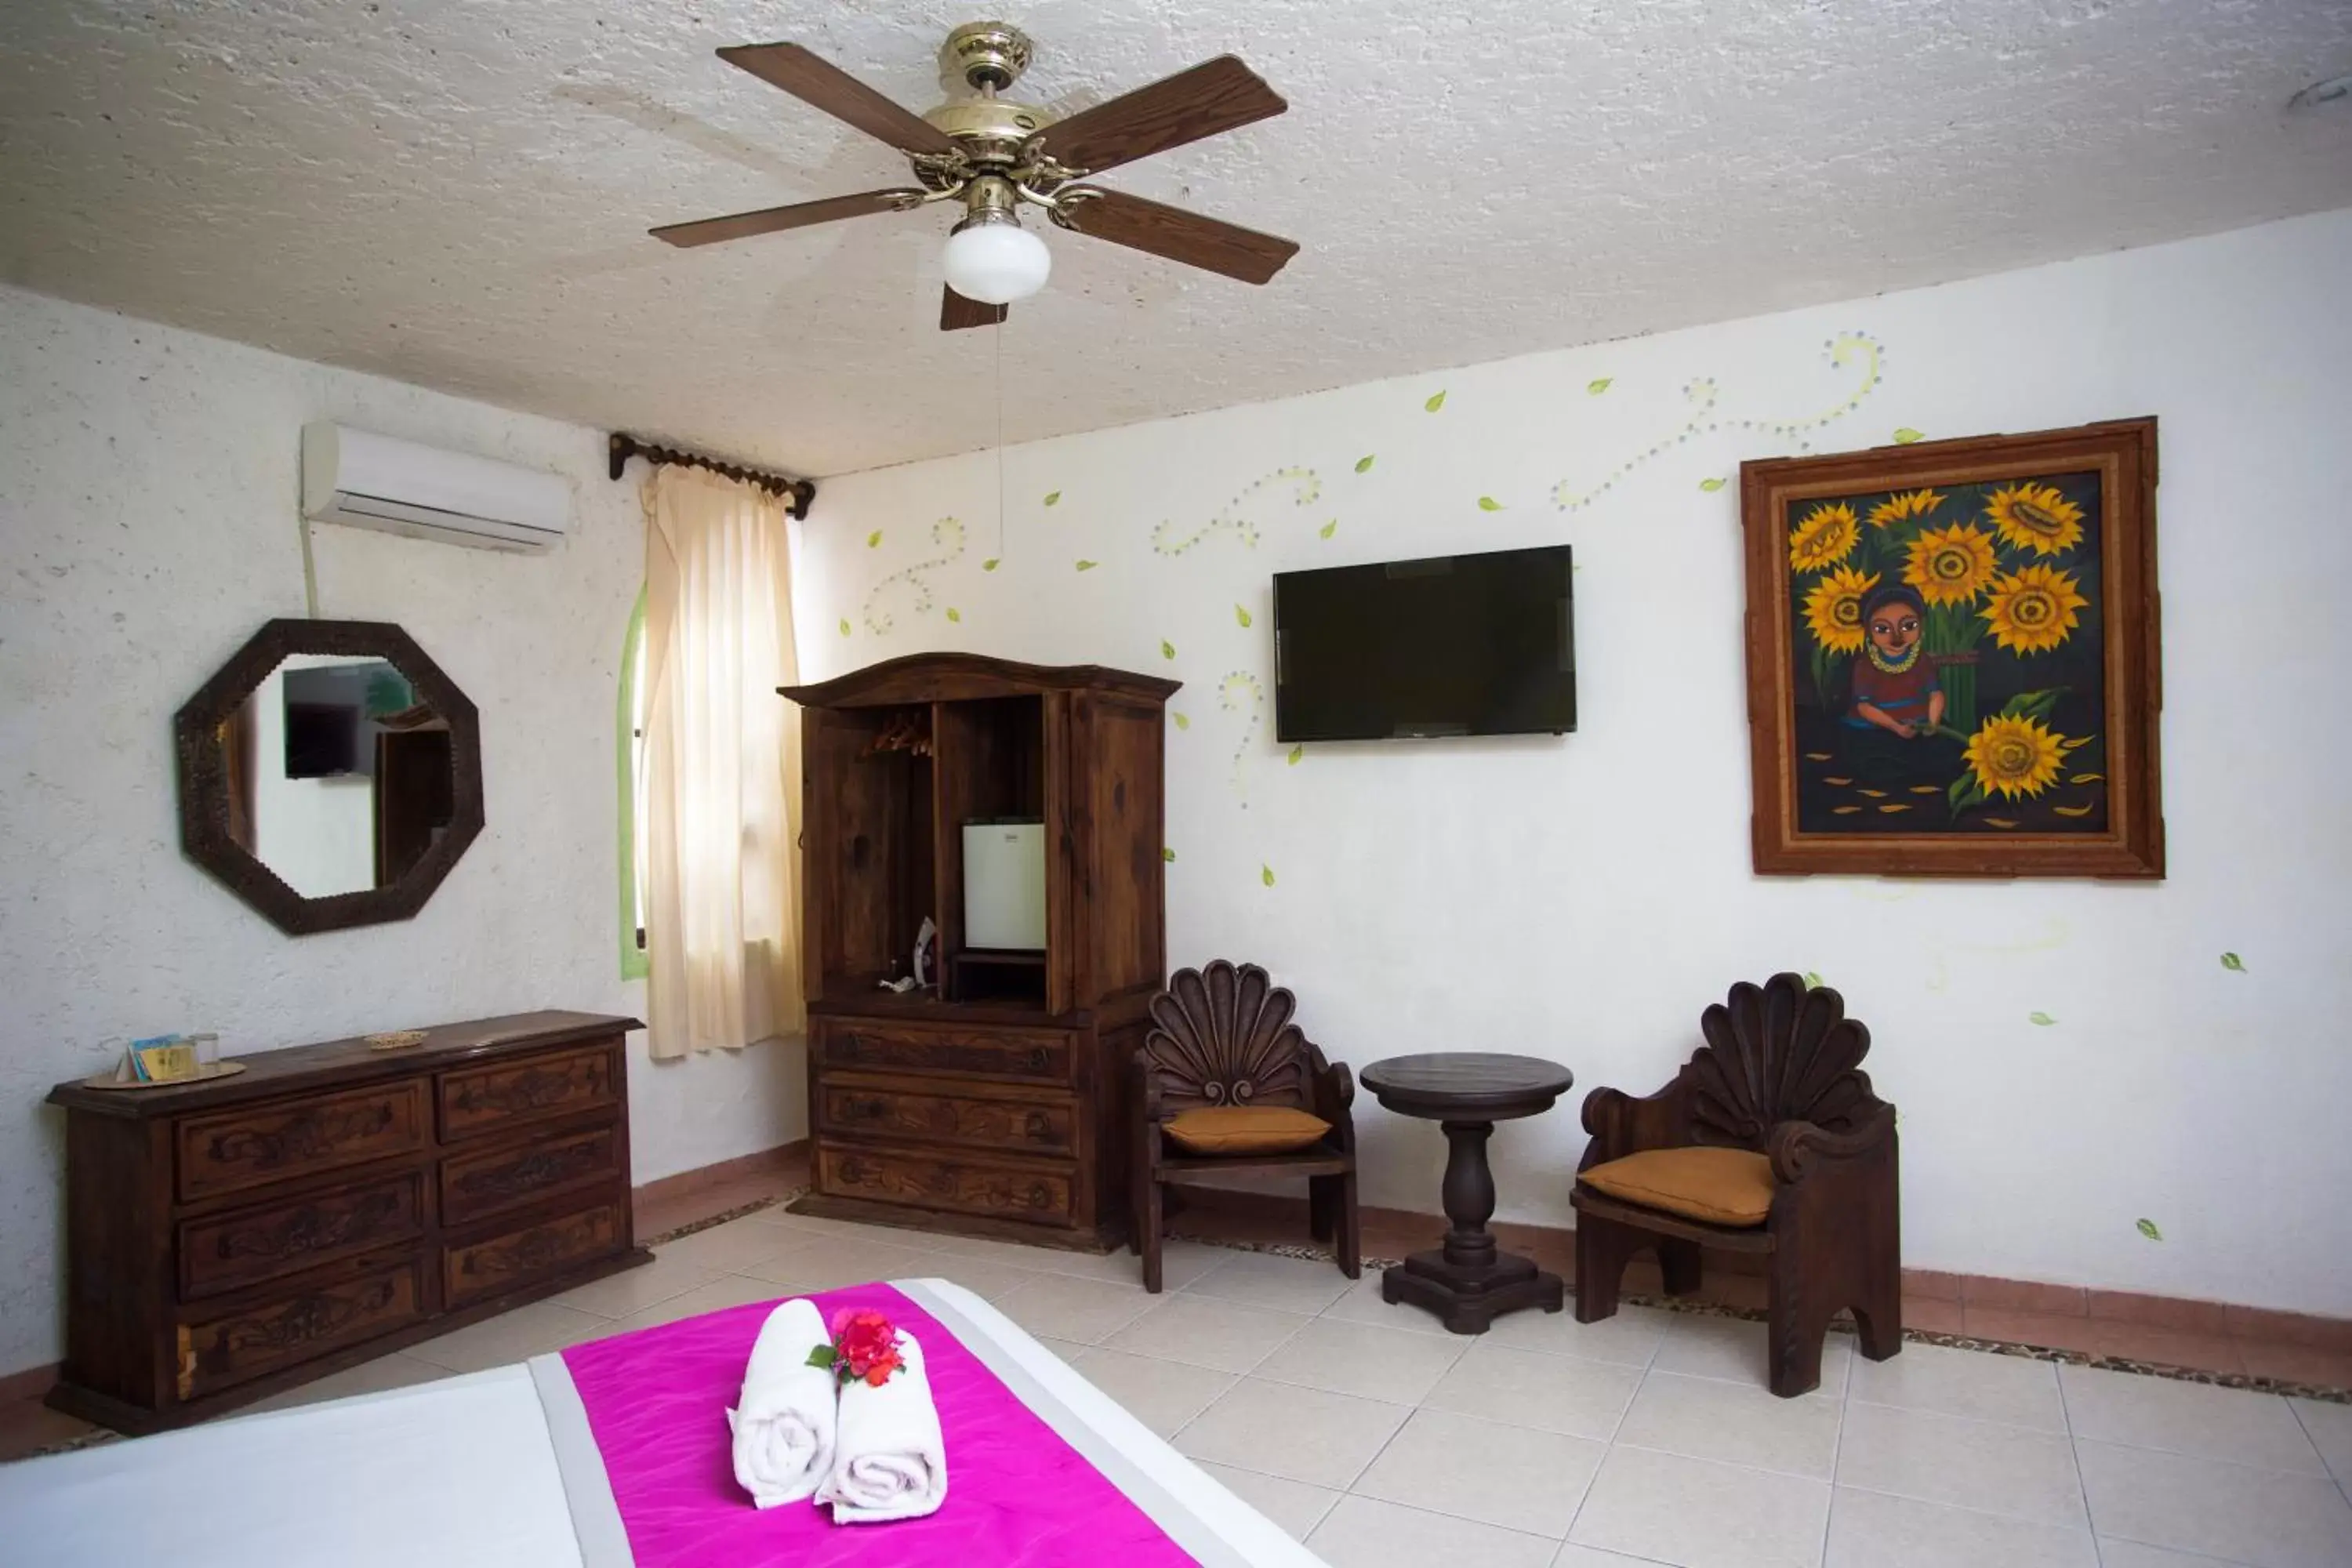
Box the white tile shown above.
[2060,1364,2326,1475]
[1835,1399,2085,1527]
[1849,1341,2066,1432]
[1069,1348,1235,1436]
[1255,1317,1469,1405]
[1352,1407,1606,1539]
[608,1272,788,1333]
[1173,1377,1408,1489]
[1318,1269,1461,1337]
[1183,1250,1359,1315]
[2096,1541,2267,1568]
[1421,1341,1644,1440]
[1028,1336,1092,1362]
[240,1352,452,1413]
[989,1272,1156,1345]
[1652,1312,1852,1396]
[737,1234,937,1292]
[546,1249,724,1319]
[895,1253,1050,1302]
[927,1232,1221,1290]
[1568,1444,1832,1568]
[1549,1548,1661,1567]
[2290,1396,2352,1484]
[1614,1369,1842,1479]
[1824,1486,2099,1568]
[1193,1461,1341,1541]
[1307,1495,1561,1568]
[1099,1294,1310,1373]
[651,1215,806,1273]
[2076,1437,2352,1568]
[1480,1301,1674,1367]
[405,1302,612,1374]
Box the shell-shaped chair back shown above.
[1686,972,1879,1149]
[1142,960,1311,1113]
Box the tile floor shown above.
[21,1203,2334,1568]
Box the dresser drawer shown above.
[444,1199,625,1308]
[818,1141,1074,1226]
[179,1171,425,1302]
[439,1121,622,1229]
[817,1020,1074,1085]
[818,1079,1076,1157]
[438,1043,617,1141]
[176,1083,427,1203]
[177,1258,423,1400]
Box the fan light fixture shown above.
[944,211,1051,305]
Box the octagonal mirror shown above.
[173,619,483,934]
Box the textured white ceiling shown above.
[4,1,2349,477]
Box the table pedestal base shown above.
[1383,1247,1565,1334]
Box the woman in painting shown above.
[1842,584,1958,781]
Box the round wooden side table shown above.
[1359,1051,1575,1334]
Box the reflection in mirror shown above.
[220,655,456,898]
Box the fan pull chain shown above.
[994,313,1007,562]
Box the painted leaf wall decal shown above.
[1235,604,1252,628]
[1044,491,1062,506]
[1355,455,1375,473]
[1893,427,1925,444]
[946,608,961,622]
[1319,520,1337,539]
[1286,745,1303,766]
[1700,477,1728,492]
[1478,495,1503,511]
[866,529,883,548]
[1802,971,1824,989]
[1161,639,1176,659]
[1425,390,1446,412]
[1587,377,1613,394]
[982,558,1001,572]
[1172,712,1190,730]
[2136,1218,2163,1241]
[2220,952,2245,971]
[837,618,851,637]
[1261,864,1276,887]
[2029,1011,2056,1025]
[1162,847,1176,862]
[1075,559,1098,572]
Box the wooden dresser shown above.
[45,1011,649,1432]
[782,654,1175,1251]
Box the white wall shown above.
[0,285,804,1378]
[797,209,2352,1316]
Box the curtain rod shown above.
[608,432,816,520]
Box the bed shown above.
[0,1278,1326,1567]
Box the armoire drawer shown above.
[817,1021,1074,1085]
[818,1079,1076,1157]
[439,1120,622,1228]
[438,1043,617,1141]
[177,1258,424,1400]
[443,1198,626,1308]
[818,1141,1075,1226]
[178,1170,425,1301]
[176,1083,427,1203]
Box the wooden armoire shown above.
[780,652,1178,1250]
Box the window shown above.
[615,586,651,980]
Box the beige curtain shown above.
[641,466,803,1058]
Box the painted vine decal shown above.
[861,517,967,634]
[1219,671,1264,805]
[1150,467,1321,557]
[1551,331,1886,514]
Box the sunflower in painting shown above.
[1788,503,1860,572]
[1802,565,1880,655]
[1867,488,1943,531]
[1980,562,2089,655]
[1984,482,2085,557]
[1962,713,2076,800]
[1902,522,1998,606]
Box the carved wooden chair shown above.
[1571,972,1900,1396]
[1132,960,1359,1293]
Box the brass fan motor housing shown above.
[942,21,1033,91]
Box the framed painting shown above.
[1740,418,2162,877]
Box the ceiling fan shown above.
[649,20,1299,330]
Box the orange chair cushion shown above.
[1578,1146,1776,1227]
[1163,1105,1332,1156]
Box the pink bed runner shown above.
[558,1280,1200,1567]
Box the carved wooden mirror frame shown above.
[173,618,485,935]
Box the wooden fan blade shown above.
[1055,187,1298,285]
[1033,56,1285,176]
[717,42,957,155]
[651,188,919,248]
[941,285,1008,331]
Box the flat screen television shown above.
[1272,544,1575,742]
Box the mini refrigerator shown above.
[962,819,1047,950]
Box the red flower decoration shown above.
[826,1308,905,1388]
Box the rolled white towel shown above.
[816,1330,948,1525]
[726,1298,838,1508]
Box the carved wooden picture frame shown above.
[1740,419,2161,877]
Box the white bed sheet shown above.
[0,1279,1327,1568]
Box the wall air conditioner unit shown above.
[300,423,571,553]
